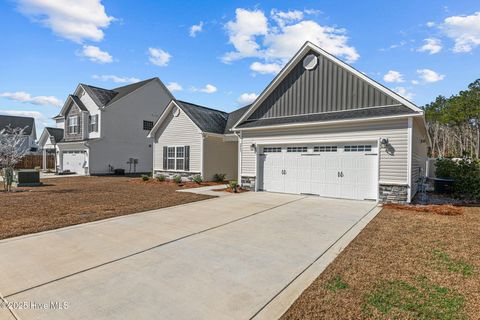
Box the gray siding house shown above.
[233,42,430,203]
[0,115,38,153]
[50,78,173,175]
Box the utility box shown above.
[14,170,43,187]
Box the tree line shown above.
[424,79,480,158]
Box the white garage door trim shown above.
[62,150,87,175]
[256,140,380,201]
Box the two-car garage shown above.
[258,142,378,201]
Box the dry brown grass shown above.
[282,206,480,320]
[383,203,464,216]
[0,176,212,240]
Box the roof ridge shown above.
[80,83,116,92]
[112,77,157,91]
[177,100,229,115]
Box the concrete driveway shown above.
[0,192,378,320]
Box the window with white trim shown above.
[176,146,185,170]
[89,115,98,132]
[263,147,282,153]
[165,146,189,171]
[344,145,372,152]
[287,146,307,153]
[314,146,338,152]
[167,147,175,170]
[68,116,78,134]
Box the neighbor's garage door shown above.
[259,143,378,200]
[62,151,86,175]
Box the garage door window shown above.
[313,146,337,152]
[287,146,307,153]
[344,145,372,152]
[263,147,282,153]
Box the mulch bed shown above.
[212,187,249,193]
[0,176,212,240]
[129,179,224,189]
[281,206,480,319]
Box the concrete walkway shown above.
[0,192,379,320]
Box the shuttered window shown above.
[163,146,190,171]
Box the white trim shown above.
[407,117,413,203]
[379,181,409,186]
[148,100,202,138]
[236,113,421,132]
[200,135,205,178]
[234,131,242,182]
[232,41,422,130]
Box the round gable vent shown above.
[303,54,318,70]
[172,106,180,117]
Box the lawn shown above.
[282,206,480,320]
[0,176,213,240]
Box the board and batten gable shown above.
[248,50,400,120]
[153,107,202,174]
[240,118,409,185]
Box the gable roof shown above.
[233,41,423,130]
[0,115,35,135]
[45,127,64,142]
[148,99,250,137]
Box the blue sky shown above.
[1,1,479,135]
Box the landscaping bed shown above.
[282,205,480,320]
[0,176,212,240]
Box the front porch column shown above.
[42,149,47,171]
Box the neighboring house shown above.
[148,100,248,181]
[0,115,38,153]
[38,127,64,170]
[52,78,173,175]
[232,42,430,203]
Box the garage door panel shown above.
[63,151,86,175]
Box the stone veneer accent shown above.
[379,184,409,203]
[154,170,200,182]
[241,176,256,190]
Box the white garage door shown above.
[63,151,86,175]
[259,143,378,200]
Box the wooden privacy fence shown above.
[15,155,55,169]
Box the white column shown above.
[43,149,47,171]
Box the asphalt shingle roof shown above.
[0,115,34,135]
[45,127,64,143]
[177,101,229,134]
[236,105,418,129]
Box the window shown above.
[287,146,307,153]
[263,147,282,153]
[344,145,372,152]
[314,146,338,152]
[143,120,154,131]
[68,116,78,134]
[89,115,98,132]
[164,146,189,171]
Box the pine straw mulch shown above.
[0,176,212,240]
[282,205,480,320]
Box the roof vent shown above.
[303,54,318,70]
[172,106,180,117]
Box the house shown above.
[0,114,38,153]
[232,42,430,203]
[150,42,429,203]
[50,77,173,175]
[38,127,64,171]
[148,100,248,181]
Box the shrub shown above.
[229,180,238,193]
[192,174,203,184]
[213,173,226,182]
[156,174,166,182]
[173,175,182,184]
[34,166,41,171]
[141,174,149,181]
[435,157,480,200]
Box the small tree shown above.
[0,125,29,191]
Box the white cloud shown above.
[383,70,404,83]
[0,91,61,107]
[148,48,171,67]
[393,87,414,100]
[426,21,436,27]
[92,75,140,83]
[193,84,217,94]
[411,80,419,85]
[237,93,258,105]
[17,0,114,43]
[189,21,203,37]
[223,8,359,66]
[417,38,442,54]
[250,62,282,74]
[417,69,445,83]
[166,82,182,92]
[441,11,480,52]
[80,45,113,63]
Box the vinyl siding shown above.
[411,117,429,196]
[203,136,238,181]
[240,118,409,184]
[249,50,399,120]
[153,109,202,173]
